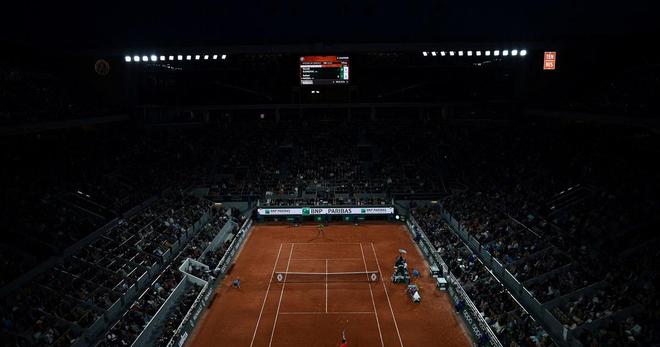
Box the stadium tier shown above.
[1,117,657,346]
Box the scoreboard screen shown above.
[300,56,349,85]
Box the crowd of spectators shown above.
[0,190,211,346]
[204,118,450,202]
[413,206,555,346]
[419,121,660,345]
[155,284,203,346]
[0,125,218,285]
[100,203,237,346]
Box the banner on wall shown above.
[257,206,394,216]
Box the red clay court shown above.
[189,223,470,347]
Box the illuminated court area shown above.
[188,223,470,347]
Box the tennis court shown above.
[188,224,470,347]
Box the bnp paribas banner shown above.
[257,207,394,216]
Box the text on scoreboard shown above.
[300,56,350,85]
[258,207,394,216]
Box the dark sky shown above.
[1,0,657,51]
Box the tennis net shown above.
[273,271,380,283]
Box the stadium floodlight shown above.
[467,51,473,56]
[124,56,132,62]
[502,50,509,56]
[160,55,166,61]
[186,55,192,60]
[440,51,446,56]
[177,55,183,61]
[458,50,464,56]
[511,49,518,56]
[431,51,437,56]
[520,49,527,56]
[169,55,174,61]
[150,55,157,62]
[485,51,491,56]
[422,51,428,56]
[195,55,200,60]
[476,51,482,56]
[221,54,227,60]
[212,54,218,60]
[142,55,149,61]
[494,50,500,56]
[204,54,209,60]
[449,51,455,56]
[133,55,140,62]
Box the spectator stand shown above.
[73,194,212,346]
[439,206,575,347]
[101,212,250,347]
[406,213,502,347]
[128,263,207,347]
[166,216,252,347]
[0,190,175,347]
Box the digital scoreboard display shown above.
[300,56,349,85]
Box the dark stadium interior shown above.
[1,2,659,347]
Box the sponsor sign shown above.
[257,206,394,216]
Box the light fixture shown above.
[485,51,491,56]
[503,50,509,56]
[221,54,227,60]
[440,51,446,56]
[186,55,192,60]
[195,55,200,60]
[431,51,437,56]
[458,50,464,56]
[520,49,527,56]
[159,55,166,61]
[169,56,174,61]
[150,55,157,62]
[204,55,209,60]
[476,51,482,56]
[212,54,218,60]
[124,56,132,62]
[133,55,140,62]
[511,49,518,56]
[422,51,428,56]
[494,50,500,56]
[177,55,183,61]
[467,51,473,56]
[449,51,455,56]
[142,55,149,61]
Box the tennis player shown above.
[232,278,240,288]
[317,222,325,238]
[339,328,348,347]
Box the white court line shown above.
[325,259,328,313]
[289,258,363,261]
[360,243,385,347]
[249,243,283,347]
[268,244,295,347]
[371,242,404,347]
[290,242,362,245]
[280,311,374,315]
